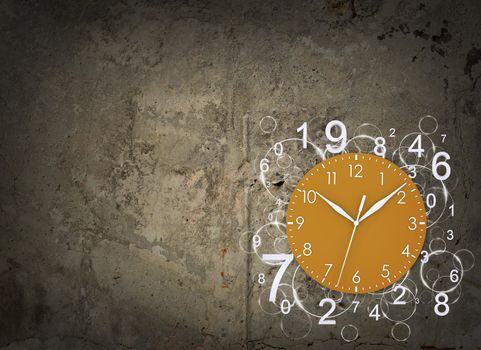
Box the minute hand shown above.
[358,183,406,223]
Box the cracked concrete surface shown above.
[0,0,480,349]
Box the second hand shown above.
[335,195,366,288]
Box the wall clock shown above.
[244,116,475,342]
[286,153,426,294]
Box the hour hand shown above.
[316,192,354,223]
[358,183,406,223]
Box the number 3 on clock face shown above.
[286,153,427,294]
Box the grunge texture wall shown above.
[0,0,480,349]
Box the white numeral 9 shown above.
[325,120,347,154]
[253,234,261,248]
[296,216,304,229]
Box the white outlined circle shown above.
[341,324,359,342]
[391,322,411,341]
[260,116,277,134]
[419,115,438,135]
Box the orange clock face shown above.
[286,153,427,294]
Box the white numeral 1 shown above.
[297,122,307,149]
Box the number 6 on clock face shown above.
[286,153,427,293]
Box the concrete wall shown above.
[0,1,480,349]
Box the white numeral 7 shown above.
[351,300,360,313]
[262,254,294,302]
